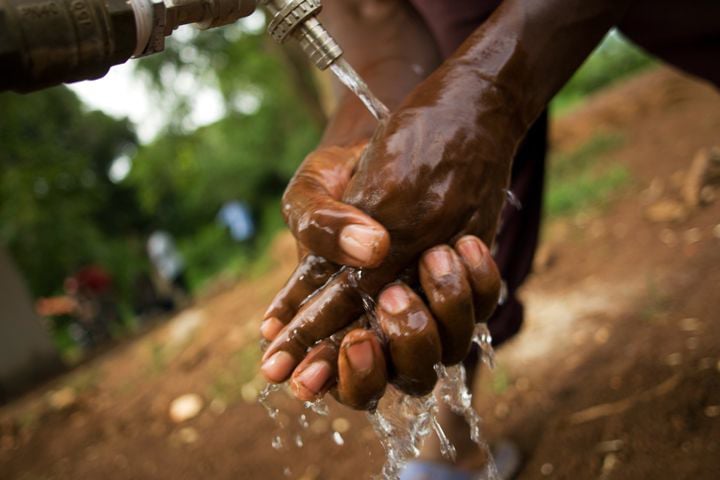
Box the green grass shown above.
[546,134,631,218]
[551,32,655,115]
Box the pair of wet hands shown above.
[258,79,516,409]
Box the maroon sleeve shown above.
[407,0,502,57]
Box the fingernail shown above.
[261,351,296,382]
[340,224,384,264]
[296,361,332,394]
[346,341,374,374]
[457,238,483,267]
[260,317,283,340]
[423,248,453,277]
[379,285,409,314]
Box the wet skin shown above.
[261,0,720,409]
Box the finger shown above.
[289,340,338,401]
[260,267,366,383]
[260,254,337,341]
[419,245,475,365]
[377,283,442,396]
[283,147,390,268]
[335,329,387,410]
[455,236,501,323]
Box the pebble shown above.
[698,357,714,370]
[679,317,701,332]
[601,453,619,473]
[705,406,720,418]
[594,327,610,345]
[596,439,624,453]
[665,353,682,367]
[209,398,227,415]
[645,200,687,223]
[47,387,77,411]
[331,418,351,434]
[178,427,199,444]
[241,383,258,403]
[540,463,554,476]
[683,228,702,245]
[169,394,203,423]
[659,228,678,246]
[494,402,510,419]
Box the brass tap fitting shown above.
[261,0,341,70]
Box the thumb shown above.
[283,145,390,268]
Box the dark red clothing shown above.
[71,265,112,295]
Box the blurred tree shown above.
[129,18,324,287]
[0,87,147,298]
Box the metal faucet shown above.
[0,0,342,92]
[261,0,341,70]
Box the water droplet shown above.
[272,435,283,450]
[258,383,281,420]
[504,189,522,210]
[298,414,309,429]
[332,431,345,446]
[497,280,508,306]
[304,398,329,416]
[471,324,496,369]
[283,467,292,477]
[295,433,304,448]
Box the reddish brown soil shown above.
[1,67,719,480]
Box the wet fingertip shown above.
[339,223,389,266]
[345,340,374,374]
[260,317,284,341]
[261,351,296,383]
[456,236,490,268]
[293,360,333,398]
[378,284,410,315]
[421,246,454,278]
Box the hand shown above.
[260,62,520,407]
[263,233,501,410]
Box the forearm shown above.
[451,0,631,128]
[317,0,442,146]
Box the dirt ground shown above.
[2,67,719,480]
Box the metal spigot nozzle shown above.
[262,0,342,70]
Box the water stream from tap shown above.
[329,57,390,121]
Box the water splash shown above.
[332,431,345,446]
[258,383,281,421]
[472,323,496,369]
[367,388,435,479]
[298,413,309,429]
[329,57,390,121]
[304,398,329,416]
[436,364,499,480]
[504,189,522,210]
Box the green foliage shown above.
[552,32,655,114]
[1,17,322,321]
[0,87,147,299]
[546,134,631,217]
[128,22,322,290]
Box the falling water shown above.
[329,57,390,121]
